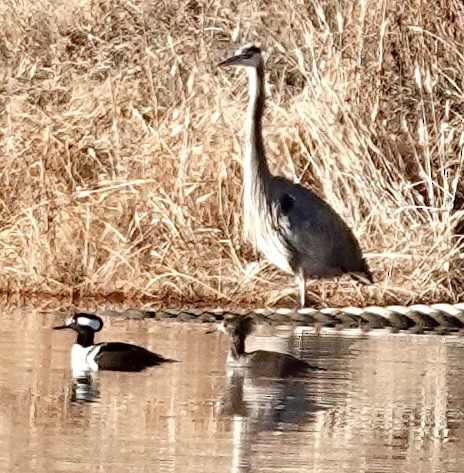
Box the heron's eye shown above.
[280,194,295,214]
[247,46,261,54]
[240,46,261,58]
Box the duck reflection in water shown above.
[69,374,100,403]
[212,316,324,428]
[209,316,325,471]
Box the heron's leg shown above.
[298,270,306,308]
[320,280,327,303]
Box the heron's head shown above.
[218,44,263,70]
[53,312,104,333]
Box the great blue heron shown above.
[218,45,373,307]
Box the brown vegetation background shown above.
[0,0,463,308]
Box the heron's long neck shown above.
[243,65,271,241]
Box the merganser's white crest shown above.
[75,316,101,331]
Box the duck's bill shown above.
[53,324,70,330]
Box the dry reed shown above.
[0,0,463,308]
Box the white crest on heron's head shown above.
[75,315,102,332]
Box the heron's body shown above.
[219,45,373,306]
[255,175,371,279]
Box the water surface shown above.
[0,308,463,472]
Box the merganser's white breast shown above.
[71,343,100,378]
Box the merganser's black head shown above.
[53,313,104,333]
[218,44,263,69]
[220,315,256,339]
[207,316,257,358]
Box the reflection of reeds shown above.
[0,0,462,307]
[306,335,456,473]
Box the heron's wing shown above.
[270,178,367,275]
[273,196,338,268]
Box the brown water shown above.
[0,308,463,473]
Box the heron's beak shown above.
[217,55,242,68]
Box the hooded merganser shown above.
[213,315,323,378]
[54,312,174,377]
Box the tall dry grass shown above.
[0,0,462,308]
